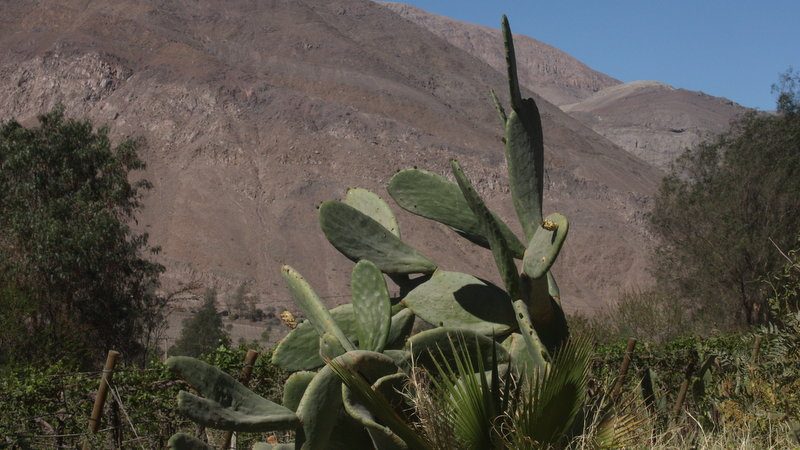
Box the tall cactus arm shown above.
[501,16,546,241]
[451,160,549,369]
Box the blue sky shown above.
[397,1,799,110]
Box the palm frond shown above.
[427,337,495,449]
[422,335,516,450]
[510,335,592,447]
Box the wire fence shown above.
[0,348,290,450]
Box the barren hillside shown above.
[0,0,660,325]
[564,81,747,169]
[381,2,620,106]
[383,3,749,171]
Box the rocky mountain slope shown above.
[0,0,660,320]
[381,2,620,106]
[381,3,748,171]
[563,81,747,170]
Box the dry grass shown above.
[404,366,458,450]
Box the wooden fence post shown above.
[83,350,120,449]
[671,359,696,419]
[611,338,637,400]
[222,349,260,449]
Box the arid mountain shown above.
[0,0,660,325]
[564,81,747,170]
[381,3,749,172]
[381,2,620,106]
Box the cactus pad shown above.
[344,187,401,238]
[351,260,392,352]
[282,371,317,412]
[271,304,358,371]
[522,212,569,280]
[166,357,299,432]
[388,169,525,257]
[402,270,517,335]
[406,327,510,371]
[319,201,436,274]
[297,351,399,449]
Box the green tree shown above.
[0,107,164,368]
[169,288,230,357]
[650,106,800,327]
[772,67,800,116]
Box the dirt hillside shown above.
[0,0,661,325]
[564,81,747,170]
[381,2,621,106]
[383,3,749,171]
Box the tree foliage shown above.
[772,67,800,116]
[650,107,800,327]
[0,107,164,368]
[169,288,230,358]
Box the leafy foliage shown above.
[772,67,800,116]
[0,107,164,368]
[0,344,287,449]
[650,108,800,326]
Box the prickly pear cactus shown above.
[168,15,576,449]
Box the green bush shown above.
[0,107,164,368]
[0,344,286,449]
[650,109,800,327]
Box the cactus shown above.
[351,260,392,352]
[406,327,511,370]
[271,304,358,371]
[387,168,525,257]
[168,433,216,450]
[282,265,356,352]
[168,14,583,449]
[166,357,299,432]
[401,270,517,335]
[319,200,436,274]
[344,187,401,238]
[282,371,316,412]
[296,351,400,449]
[522,213,569,280]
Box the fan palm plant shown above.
[329,334,639,449]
